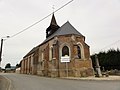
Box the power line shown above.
[101,40,120,51]
[10,0,74,38]
[93,40,120,54]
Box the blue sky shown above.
[0,0,120,67]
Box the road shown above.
[0,74,9,90]
[0,73,120,90]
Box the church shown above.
[20,14,94,77]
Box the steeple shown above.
[50,14,57,26]
[46,13,60,38]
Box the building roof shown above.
[23,46,39,58]
[55,21,83,36]
[23,16,84,58]
[42,21,84,45]
[46,13,60,38]
[50,13,58,26]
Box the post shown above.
[56,40,60,77]
[95,54,102,77]
[66,62,68,77]
[0,36,10,69]
[0,39,3,62]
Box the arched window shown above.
[41,52,44,60]
[62,46,69,56]
[51,47,53,59]
[49,46,53,61]
[77,46,81,59]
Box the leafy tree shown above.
[16,63,21,68]
[91,49,120,71]
[16,64,19,68]
[5,63,11,69]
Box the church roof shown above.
[46,13,60,38]
[42,21,84,45]
[23,46,39,58]
[54,21,83,36]
[50,14,58,26]
[23,21,84,58]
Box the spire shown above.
[46,13,60,38]
[50,13,57,26]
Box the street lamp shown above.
[0,36,10,66]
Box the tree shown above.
[91,49,120,71]
[5,63,11,69]
[16,62,21,68]
[16,64,20,68]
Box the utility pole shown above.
[0,39,3,62]
[0,36,10,68]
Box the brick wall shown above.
[20,34,94,77]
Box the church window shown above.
[77,46,81,59]
[50,46,53,61]
[51,47,53,59]
[42,52,44,60]
[62,46,69,56]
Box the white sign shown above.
[61,56,70,62]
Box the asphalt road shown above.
[0,75,9,90]
[0,73,120,90]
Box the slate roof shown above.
[24,21,84,58]
[50,14,58,26]
[46,13,60,38]
[23,46,39,58]
[42,21,84,45]
[55,21,83,36]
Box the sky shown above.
[0,0,120,68]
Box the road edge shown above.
[1,75,12,90]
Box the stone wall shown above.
[20,34,94,77]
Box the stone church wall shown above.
[35,35,93,77]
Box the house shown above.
[20,14,94,77]
[5,66,16,73]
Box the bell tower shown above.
[46,13,60,38]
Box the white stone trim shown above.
[77,42,85,59]
[59,43,71,62]
[49,45,53,61]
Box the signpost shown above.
[61,56,70,77]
